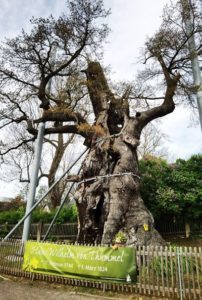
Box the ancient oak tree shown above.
[31,58,180,246]
[74,62,180,246]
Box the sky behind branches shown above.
[0,0,201,197]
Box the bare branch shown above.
[0,68,37,89]
[43,137,57,149]
[34,110,87,125]
[0,137,35,156]
[137,71,181,130]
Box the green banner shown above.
[23,241,136,283]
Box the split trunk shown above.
[75,62,166,246]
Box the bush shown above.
[139,154,202,222]
[0,207,25,224]
[0,204,78,224]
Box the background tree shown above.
[0,0,109,208]
[138,123,169,159]
[139,154,202,224]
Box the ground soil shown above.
[0,275,168,300]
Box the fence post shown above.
[37,222,43,242]
[177,247,183,300]
[185,222,190,238]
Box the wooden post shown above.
[37,221,43,242]
[185,222,190,238]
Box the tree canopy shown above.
[139,154,202,222]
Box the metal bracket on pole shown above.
[22,123,45,242]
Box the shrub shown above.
[0,207,25,224]
[0,204,78,224]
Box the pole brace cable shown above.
[78,172,140,185]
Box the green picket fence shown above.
[0,239,201,299]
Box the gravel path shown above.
[0,275,165,300]
[0,277,124,300]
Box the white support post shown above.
[22,123,45,242]
[182,0,202,131]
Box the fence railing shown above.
[0,223,77,240]
[1,221,202,241]
[136,246,202,299]
[0,239,201,299]
[155,220,202,238]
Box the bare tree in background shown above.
[0,0,109,208]
[138,123,169,159]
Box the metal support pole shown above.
[182,0,202,131]
[201,0,202,17]
[21,47,57,242]
[22,123,45,242]
[3,148,88,241]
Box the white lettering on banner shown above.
[90,251,124,262]
[78,264,108,272]
[29,244,125,263]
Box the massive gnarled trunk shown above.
[74,61,179,246]
[76,128,163,246]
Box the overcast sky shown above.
[0,0,201,197]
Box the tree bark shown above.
[74,61,180,246]
[75,117,164,246]
[48,133,74,208]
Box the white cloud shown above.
[0,0,66,38]
[0,179,21,197]
[103,0,170,80]
[160,107,202,161]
